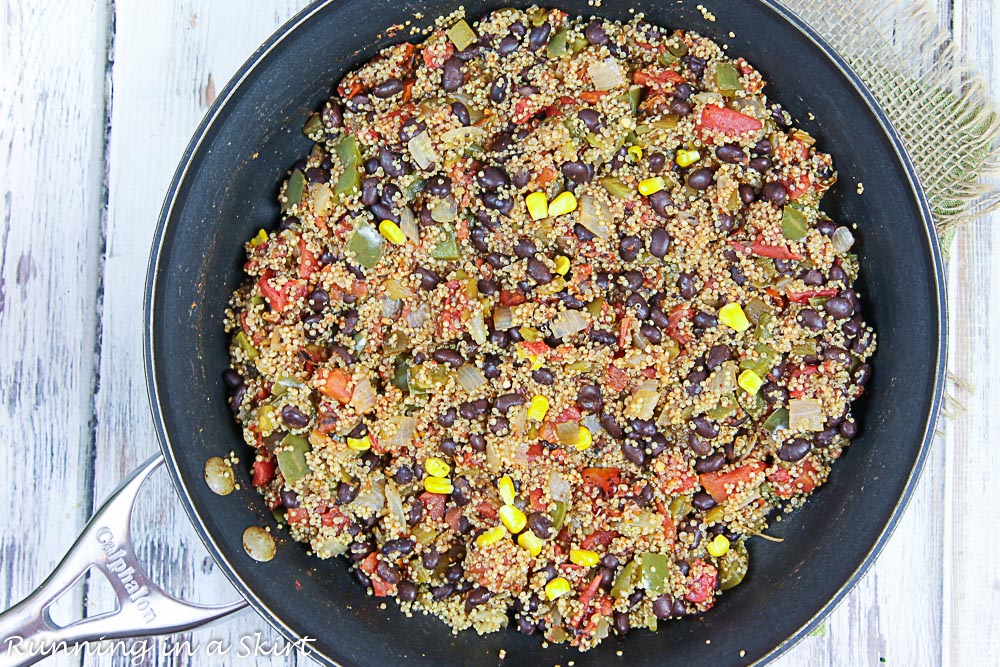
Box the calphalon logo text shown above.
[97,528,156,623]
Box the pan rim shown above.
[143,1,948,665]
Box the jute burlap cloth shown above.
[785,0,1000,253]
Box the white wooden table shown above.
[1,1,996,664]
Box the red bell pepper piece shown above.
[419,491,446,520]
[252,459,276,487]
[730,238,804,262]
[700,462,766,503]
[606,364,629,392]
[258,274,289,312]
[787,288,838,303]
[580,529,617,550]
[285,507,309,524]
[315,367,353,404]
[684,561,719,603]
[297,237,318,279]
[581,467,622,496]
[697,104,763,140]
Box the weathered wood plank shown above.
[944,2,1000,664]
[85,1,310,665]
[0,0,108,628]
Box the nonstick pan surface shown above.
[145,1,946,664]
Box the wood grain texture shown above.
[2,0,997,665]
[0,0,108,625]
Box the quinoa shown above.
[222,6,875,651]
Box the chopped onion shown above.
[204,457,235,496]
[354,478,386,513]
[407,131,437,170]
[387,416,417,448]
[440,125,487,144]
[451,93,484,122]
[557,421,580,446]
[486,440,501,472]
[706,360,738,394]
[243,526,276,562]
[400,206,419,242]
[628,380,661,420]
[548,471,572,502]
[581,414,603,436]
[588,58,625,90]
[384,480,407,526]
[468,311,488,344]
[550,310,588,339]
[349,376,376,414]
[431,196,458,222]
[456,363,486,393]
[578,194,611,239]
[310,182,333,215]
[693,91,725,106]
[382,297,401,318]
[315,537,348,558]
[832,226,855,253]
[385,278,413,300]
[406,303,430,328]
[510,404,528,435]
[493,305,513,330]
[788,398,824,431]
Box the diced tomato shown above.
[633,68,685,87]
[787,288,838,303]
[512,97,538,124]
[538,420,559,444]
[445,507,465,532]
[360,553,378,575]
[700,462,766,503]
[285,507,309,524]
[319,507,348,529]
[684,561,718,603]
[315,367,353,403]
[422,33,454,68]
[789,364,820,378]
[528,488,547,512]
[667,304,693,346]
[499,289,526,306]
[297,237,318,279]
[730,238,804,262]
[537,166,557,185]
[258,275,289,312]
[785,172,812,200]
[606,364,629,392]
[655,500,677,543]
[617,314,634,349]
[582,467,622,496]
[420,491,446,520]
[578,90,609,104]
[519,340,549,357]
[576,572,605,617]
[581,529,617,550]
[371,577,393,597]
[526,443,545,460]
[554,406,582,423]
[476,501,499,520]
[696,104,763,141]
[252,459,276,487]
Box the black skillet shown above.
[0,0,946,665]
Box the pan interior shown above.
[146,1,944,665]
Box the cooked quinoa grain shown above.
[224,7,875,651]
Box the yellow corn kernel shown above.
[627,145,643,162]
[676,149,701,167]
[554,255,571,276]
[575,425,593,451]
[527,395,550,422]
[499,505,527,533]
[638,176,666,196]
[515,347,544,371]
[707,534,731,557]
[378,219,406,245]
[498,476,516,506]
[738,369,765,395]
[257,405,277,433]
[476,525,508,548]
[423,476,454,495]
[424,456,451,478]
[346,435,371,452]
[526,192,549,220]
[548,191,578,217]
[719,302,751,333]
[518,530,545,557]
[250,228,269,247]
[545,576,572,601]
[569,548,600,567]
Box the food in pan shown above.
[223,6,874,650]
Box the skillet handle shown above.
[0,455,248,666]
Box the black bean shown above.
[397,580,418,602]
[528,22,551,50]
[279,405,310,429]
[692,490,717,511]
[322,101,343,129]
[600,413,625,440]
[524,258,552,284]
[223,369,243,389]
[424,176,451,198]
[687,167,715,191]
[465,586,492,611]
[497,34,520,55]
[840,419,859,439]
[561,160,592,184]
[692,310,718,329]
[378,146,409,177]
[646,190,672,219]
[823,297,854,319]
[688,432,711,457]
[513,237,537,259]
[588,328,615,346]
[482,353,502,379]
[495,393,525,414]
[824,346,850,364]
[652,596,674,619]
[624,294,649,321]
[705,344,732,371]
[469,226,489,253]
[693,416,719,439]
[749,156,772,173]
[816,219,837,236]
[622,442,647,466]
[619,235,642,262]
[762,181,788,206]
[649,227,671,258]
[479,166,509,190]
[373,77,404,98]
[441,57,464,92]
[489,76,508,103]
[336,480,359,504]
[800,269,824,286]
[305,166,330,184]
[280,489,299,509]
[716,143,743,164]
[346,93,371,111]
[383,538,415,556]
[799,308,826,331]
[399,118,426,144]
[695,452,726,473]
[526,511,553,540]
[577,384,602,412]
[450,101,471,126]
[677,272,697,299]
[779,438,812,462]
[667,96,691,116]
[360,177,379,206]
[650,307,670,329]
[432,348,464,368]
[431,583,455,600]
[490,415,510,435]
[600,553,620,570]
[854,363,872,387]
[736,183,757,206]
[585,18,609,44]
[577,108,603,131]
[531,367,555,385]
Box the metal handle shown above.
[0,455,247,666]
